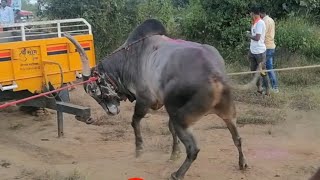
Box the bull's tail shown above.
[231,58,266,91]
[211,78,224,107]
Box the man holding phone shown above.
[246,5,270,95]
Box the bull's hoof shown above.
[169,172,182,180]
[239,159,248,170]
[169,152,181,161]
[135,149,143,158]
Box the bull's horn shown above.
[63,32,91,77]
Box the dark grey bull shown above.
[64,19,259,180]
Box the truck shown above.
[0,18,97,136]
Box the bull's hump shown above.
[160,35,201,47]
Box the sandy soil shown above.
[0,87,319,180]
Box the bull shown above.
[64,19,261,180]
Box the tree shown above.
[22,0,37,13]
[41,0,141,58]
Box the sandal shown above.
[257,90,263,94]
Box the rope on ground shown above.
[228,64,320,76]
[0,77,98,109]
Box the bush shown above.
[136,0,179,37]
[177,0,252,63]
[42,0,320,64]
[276,16,320,58]
[45,0,140,59]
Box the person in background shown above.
[10,0,21,12]
[10,0,21,23]
[0,0,14,30]
[260,6,279,93]
[246,5,270,96]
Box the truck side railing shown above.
[0,18,92,43]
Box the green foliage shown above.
[177,0,207,42]
[21,0,38,13]
[81,0,140,59]
[136,0,179,36]
[43,0,140,59]
[172,0,189,8]
[41,0,320,63]
[178,0,252,62]
[276,16,320,58]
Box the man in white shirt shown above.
[0,0,14,29]
[247,5,270,95]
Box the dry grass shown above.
[236,103,286,125]
[101,128,128,141]
[97,114,132,141]
[233,86,320,125]
[17,169,86,180]
[237,111,286,125]
[9,122,25,130]
[226,54,320,126]
[288,86,320,111]
[232,89,287,108]
[145,135,172,153]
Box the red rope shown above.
[0,77,98,109]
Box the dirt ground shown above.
[0,87,319,180]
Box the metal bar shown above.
[0,29,21,33]
[0,82,18,91]
[54,101,91,137]
[60,24,87,28]
[64,29,89,33]
[25,32,58,37]
[55,101,90,117]
[0,35,23,39]
[26,26,57,31]
[21,25,26,41]
[2,18,89,28]
[57,110,64,137]
[82,19,92,34]
[57,22,61,38]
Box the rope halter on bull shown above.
[63,32,120,103]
